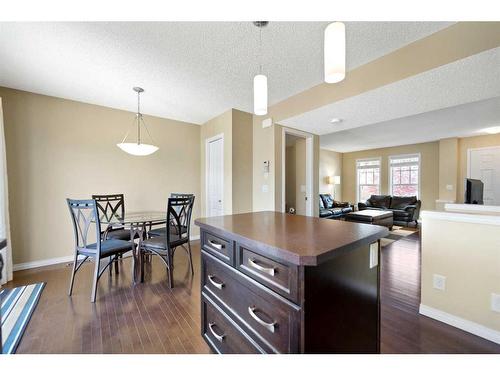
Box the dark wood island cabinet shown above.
[195,211,388,354]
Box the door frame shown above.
[281,127,314,216]
[467,145,500,178]
[205,133,224,217]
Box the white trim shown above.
[388,153,421,198]
[355,157,381,202]
[445,203,500,213]
[281,127,314,216]
[13,235,201,271]
[14,255,79,271]
[421,210,500,226]
[419,304,500,345]
[205,133,224,217]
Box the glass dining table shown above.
[99,211,166,283]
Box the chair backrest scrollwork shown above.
[67,199,101,254]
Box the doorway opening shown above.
[282,128,313,216]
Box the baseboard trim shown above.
[14,235,201,272]
[13,255,76,271]
[419,304,500,344]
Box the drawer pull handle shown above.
[208,239,225,250]
[207,274,225,290]
[208,322,226,342]
[248,306,276,333]
[248,258,276,276]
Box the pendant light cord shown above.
[259,26,263,74]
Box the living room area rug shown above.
[380,226,419,248]
[1,282,45,354]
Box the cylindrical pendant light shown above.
[324,22,346,83]
[254,74,268,116]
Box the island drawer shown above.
[201,230,234,265]
[202,295,263,354]
[202,251,300,353]
[235,244,299,303]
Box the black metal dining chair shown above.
[139,196,195,288]
[148,193,194,238]
[67,199,134,303]
[92,194,132,241]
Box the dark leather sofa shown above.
[358,195,421,226]
[319,194,353,219]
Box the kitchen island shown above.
[195,211,388,354]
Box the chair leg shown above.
[187,241,194,276]
[109,256,113,275]
[91,257,100,303]
[114,254,119,274]
[167,251,174,289]
[68,252,79,296]
[140,251,145,283]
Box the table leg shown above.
[130,224,144,284]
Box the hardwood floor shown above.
[6,235,500,354]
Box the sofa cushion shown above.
[320,194,335,209]
[367,195,391,209]
[319,197,325,209]
[390,196,417,209]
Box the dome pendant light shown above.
[117,87,159,156]
[253,21,269,116]
[324,22,346,83]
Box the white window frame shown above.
[356,157,381,202]
[388,153,421,198]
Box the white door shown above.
[207,136,224,217]
[468,147,500,205]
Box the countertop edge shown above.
[195,219,388,266]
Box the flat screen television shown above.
[464,178,484,204]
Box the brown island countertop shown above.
[195,211,388,266]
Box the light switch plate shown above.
[491,293,500,313]
[369,242,379,269]
[262,118,273,128]
[433,274,446,291]
[262,184,269,193]
[446,184,454,191]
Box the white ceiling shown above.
[319,96,500,153]
[280,47,500,151]
[0,22,452,124]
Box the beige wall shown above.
[1,87,201,265]
[421,214,500,334]
[201,109,253,217]
[457,133,500,202]
[342,141,439,211]
[319,148,342,201]
[231,109,253,214]
[438,138,459,203]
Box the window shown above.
[356,158,381,201]
[389,154,420,197]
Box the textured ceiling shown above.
[0,22,452,124]
[319,96,500,153]
[280,47,500,151]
